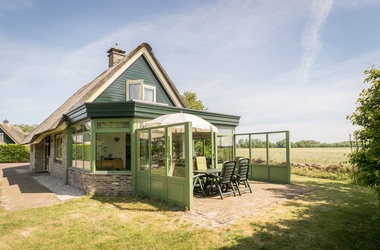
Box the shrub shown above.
[0,144,30,163]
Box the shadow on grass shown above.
[90,194,183,213]
[224,178,380,249]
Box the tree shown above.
[347,67,380,200]
[182,91,208,111]
[14,124,38,133]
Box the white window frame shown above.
[0,133,4,142]
[143,85,156,102]
[126,80,144,101]
[126,80,156,103]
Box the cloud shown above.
[297,0,334,82]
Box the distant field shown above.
[236,147,351,166]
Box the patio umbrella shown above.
[142,113,218,133]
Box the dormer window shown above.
[127,80,156,103]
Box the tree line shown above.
[237,139,352,148]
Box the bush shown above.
[0,144,30,163]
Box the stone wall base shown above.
[68,169,132,196]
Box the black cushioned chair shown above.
[209,161,237,199]
[234,158,252,195]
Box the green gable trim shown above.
[0,127,15,144]
[94,55,175,106]
[64,101,240,127]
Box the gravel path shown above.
[34,175,86,201]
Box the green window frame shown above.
[126,80,156,103]
[70,122,91,171]
[94,118,132,173]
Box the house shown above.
[0,120,29,145]
[23,43,291,209]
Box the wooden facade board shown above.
[95,55,174,106]
[64,102,240,128]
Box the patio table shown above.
[193,168,222,196]
[193,168,222,175]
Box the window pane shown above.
[97,121,129,129]
[151,128,165,176]
[84,122,91,132]
[167,125,185,178]
[83,134,91,170]
[74,125,83,134]
[217,135,233,164]
[217,128,234,134]
[96,133,127,171]
[144,87,154,102]
[71,135,77,167]
[137,130,150,171]
[129,83,141,100]
[76,135,84,169]
[55,134,63,160]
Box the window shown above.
[0,133,3,142]
[96,132,131,171]
[71,122,91,170]
[55,134,63,160]
[97,121,129,129]
[126,80,156,103]
[144,86,156,102]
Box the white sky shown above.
[0,0,379,142]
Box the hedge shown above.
[0,144,30,163]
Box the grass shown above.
[1,175,379,249]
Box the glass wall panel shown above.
[217,135,233,164]
[167,125,185,178]
[268,133,287,165]
[84,122,91,132]
[137,130,150,171]
[251,134,267,165]
[96,133,127,171]
[235,135,250,159]
[150,128,166,176]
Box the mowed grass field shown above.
[1,176,379,249]
[236,147,351,166]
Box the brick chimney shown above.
[3,119,9,125]
[107,44,126,67]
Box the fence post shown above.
[184,122,193,210]
[286,131,291,183]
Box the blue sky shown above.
[1,0,379,142]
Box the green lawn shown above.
[1,175,379,249]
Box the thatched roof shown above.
[0,123,29,144]
[22,43,187,144]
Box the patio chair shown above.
[196,156,207,170]
[234,158,252,195]
[209,161,237,200]
[193,156,208,196]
